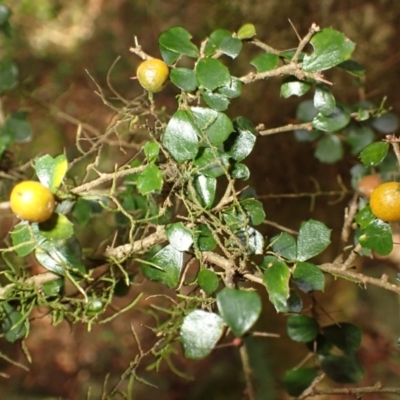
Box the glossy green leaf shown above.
[193,174,216,209]
[220,36,243,59]
[287,290,303,313]
[216,288,262,337]
[287,315,319,342]
[38,214,74,241]
[191,107,233,146]
[170,67,197,92]
[201,92,230,111]
[371,112,399,134]
[194,147,230,178]
[359,142,389,167]
[292,262,325,293]
[196,58,231,91]
[143,141,160,162]
[42,279,64,297]
[270,232,297,261]
[240,198,265,225]
[217,77,242,98]
[237,23,256,40]
[314,84,336,115]
[231,163,250,180]
[296,100,318,122]
[195,224,217,251]
[283,368,318,397]
[11,222,44,257]
[1,303,28,343]
[180,310,224,359]
[312,107,350,132]
[347,125,375,155]
[0,59,18,93]
[338,59,365,77]
[297,220,331,262]
[34,154,68,192]
[197,269,219,294]
[314,134,343,163]
[162,109,200,163]
[294,129,320,142]
[35,236,86,276]
[355,205,375,230]
[204,29,231,56]
[1,112,32,143]
[158,27,199,58]
[166,222,193,252]
[320,354,364,383]
[303,28,355,72]
[159,45,180,65]
[136,164,163,195]
[358,219,393,256]
[236,227,264,255]
[322,323,362,354]
[281,77,311,98]
[141,244,183,288]
[225,117,257,161]
[250,53,279,72]
[263,257,291,312]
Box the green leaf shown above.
[193,174,216,209]
[303,28,355,72]
[217,77,242,99]
[338,59,365,77]
[355,205,375,230]
[240,198,265,225]
[2,112,32,143]
[283,368,318,397]
[320,354,364,383]
[358,219,393,256]
[236,227,264,255]
[196,58,231,91]
[158,27,199,58]
[143,141,160,162]
[225,117,257,161]
[347,125,375,155]
[141,244,183,288]
[162,109,200,163]
[201,92,230,112]
[34,154,68,192]
[372,112,399,134]
[250,53,279,72]
[0,59,18,93]
[296,100,317,122]
[287,290,303,313]
[170,67,197,92]
[270,232,297,261]
[314,84,336,115]
[72,198,95,227]
[1,303,28,343]
[216,288,262,337]
[159,45,180,65]
[220,36,243,59]
[0,5,11,26]
[35,236,86,276]
[180,310,224,359]
[38,214,74,241]
[297,220,331,262]
[287,315,319,342]
[11,222,44,257]
[292,262,325,293]
[194,147,230,178]
[137,164,163,195]
[231,163,250,180]
[195,224,217,251]
[322,323,362,354]
[237,23,256,40]
[197,269,219,294]
[166,222,193,252]
[294,129,321,142]
[280,77,311,98]
[204,29,231,56]
[191,107,233,146]
[312,107,350,132]
[314,134,343,164]
[262,257,291,312]
[359,142,389,167]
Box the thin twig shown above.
[258,122,312,136]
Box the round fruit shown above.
[357,174,383,198]
[136,58,169,92]
[370,181,400,222]
[10,181,56,223]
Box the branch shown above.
[258,122,312,136]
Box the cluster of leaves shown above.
[1,16,400,398]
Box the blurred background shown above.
[1,0,400,399]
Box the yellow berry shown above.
[10,181,56,223]
[136,58,169,92]
[370,181,400,222]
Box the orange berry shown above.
[357,175,383,198]
[10,181,56,223]
[370,181,400,222]
[136,58,169,92]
